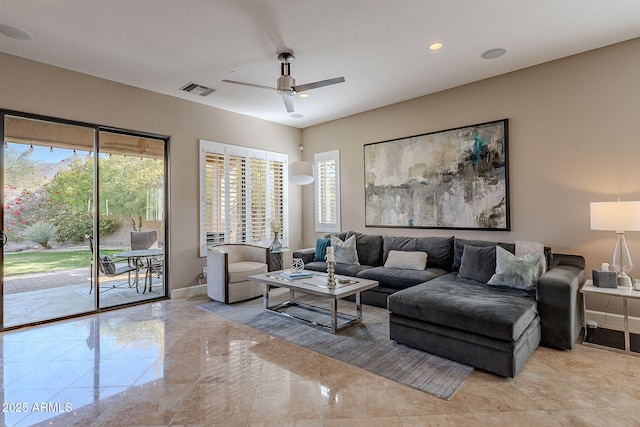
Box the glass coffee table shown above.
[249,270,379,334]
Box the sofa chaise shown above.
[293,231,585,377]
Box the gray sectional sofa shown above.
[293,231,585,377]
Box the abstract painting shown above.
[364,119,509,230]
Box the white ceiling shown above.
[1,0,640,128]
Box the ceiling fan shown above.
[222,50,345,113]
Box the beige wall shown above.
[0,52,302,291]
[3,36,640,289]
[301,38,640,278]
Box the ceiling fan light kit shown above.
[223,50,345,113]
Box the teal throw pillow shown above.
[313,238,331,262]
[487,246,542,291]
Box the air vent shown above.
[180,82,215,97]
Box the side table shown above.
[581,279,640,356]
[269,248,289,271]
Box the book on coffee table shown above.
[279,271,314,280]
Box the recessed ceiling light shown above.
[0,25,33,40]
[428,42,443,51]
[482,48,507,59]
[299,93,309,98]
[290,113,304,119]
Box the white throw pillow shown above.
[384,250,427,271]
[516,240,546,277]
[330,235,360,265]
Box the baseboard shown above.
[171,284,207,299]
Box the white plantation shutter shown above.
[204,152,225,245]
[315,150,340,232]
[248,153,267,242]
[317,159,336,223]
[227,154,246,243]
[199,140,288,256]
[269,157,285,236]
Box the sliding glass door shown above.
[2,115,97,327]
[1,112,168,329]
[97,131,166,308]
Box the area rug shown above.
[199,294,473,400]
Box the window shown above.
[199,140,287,256]
[315,149,340,232]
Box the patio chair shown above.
[131,230,160,250]
[89,236,137,294]
[131,229,163,268]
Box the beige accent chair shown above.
[207,244,270,303]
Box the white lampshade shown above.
[590,201,640,231]
[289,161,314,185]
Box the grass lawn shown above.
[3,249,123,277]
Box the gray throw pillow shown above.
[330,235,360,265]
[452,238,515,271]
[458,245,496,283]
[488,246,542,291]
[347,232,383,266]
[383,235,454,271]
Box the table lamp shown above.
[590,200,640,287]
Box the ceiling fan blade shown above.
[282,94,294,113]
[294,76,345,93]
[222,79,276,91]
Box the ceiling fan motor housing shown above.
[222,49,343,113]
[277,75,296,95]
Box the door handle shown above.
[0,231,7,247]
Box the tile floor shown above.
[1,295,640,426]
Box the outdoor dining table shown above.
[114,248,163,293]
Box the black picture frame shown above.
[364,119,510,230]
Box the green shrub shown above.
[53,215,89,243]
[99,215,118,236]
[54,212,117,243]
[21,221,58,249]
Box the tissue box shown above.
[592,270,617,288]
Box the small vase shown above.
[270,232,282,251]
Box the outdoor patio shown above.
[3,268,164,327]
